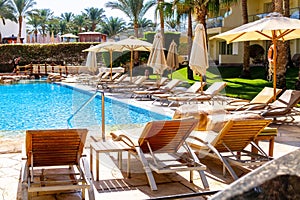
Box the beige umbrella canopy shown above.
[83,41,124,80]
[116,36,152,81]
[147,32,168,76]
[166,40,179,79]
[189,23,209,92]
[210,12,300,100]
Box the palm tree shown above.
[39,9,54,37]
[0,0,17,25]
[99,16,126,37]
[128,17,154,37]
[274,0,287,90]
[73,14,86,33]
[155,1,174,45]
[83,7,105,31]
[10,0,36,40]
[173,0,195,80]
[240,0,250,78]
[105,0,155,38]
[26,12,40,42]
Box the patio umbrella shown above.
[166,40,179,79]
[50,32,55,43]
[60,33,78,42]
[116,36,152,81]
[147,32,168,77]
[210,12,300,100]
[189,23,209,93]
[83,41,123,80]
[85,45,97,75]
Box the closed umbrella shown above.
[166,40,179,79]
[210,12,300,100]
[116,36,152,81]
[189,23,209,92]
[50,32,55,43]
[83,41,123,80]
[147,33,168,77]
[85,45,97,75]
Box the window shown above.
[219,41,233,55]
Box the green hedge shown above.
[144,31,181,50]
[0,42,99,72]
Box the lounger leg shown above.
[127,152,131,178]
[206,143,239,180]
[135,147,158,191]
[185,144,209,189]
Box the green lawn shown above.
[170,65,299,100]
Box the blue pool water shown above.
[0,81,170,131]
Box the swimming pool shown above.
[0,81,171,131]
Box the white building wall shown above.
[0,19,27,42]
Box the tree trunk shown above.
[18,16,22,39]
[240,0,251,78]
[134,22,139,66]
[187,11,194,80]
[159,0,165,47]
[274,0,287,90]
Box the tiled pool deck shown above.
[1,82,299,200]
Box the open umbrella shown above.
[147,33,168,77]
[189,23,209,93]
[166,40,179,79]
[83,41,123,80]
[210,12,300,100]
[116,36,152,81]
[85,45,97,75]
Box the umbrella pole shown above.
[273,38,277,101]
[200,74,203,94]
[110,50,113,81]
[130,50,133,82]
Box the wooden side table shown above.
[90,140,131,181]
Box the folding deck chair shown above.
[225,87,282,111]
[187,118,272,180]
[167,81,227,106]
[110,118,209,190]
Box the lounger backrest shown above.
[186,82,205,93]
[203,82,227,96]
[161,79,181,90]
[115,74,128,83]
[211,119,271,152]
[135,76,147,85]
[250,87,282,104]
[101,72,111,79]
[109,72,122,80]
[138,118,198,153]
[26,129,88,167]
[270,89,300,108]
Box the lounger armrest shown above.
[235,102,268,111]
[227,99,250,105]
[110,133,136,148]
[260,106,291,115]
[188,135,209,145]
[243,103,268,111]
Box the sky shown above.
[34,0,156,22]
